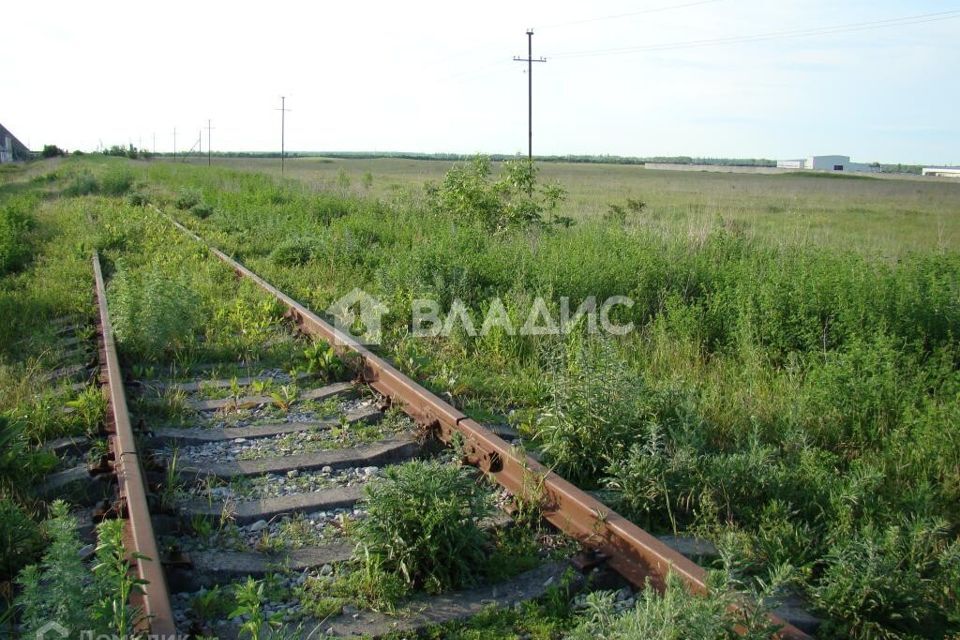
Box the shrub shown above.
[429,155,566,232]
[190,201,214,219]
[534,339,646,486]
[108,264,202,361]
[125,190,150,207]
[568,570,786,640]
[355,460,491,593]
[98,167,134,196]
[62,171,99,197]
[270,238,314,267]
[174,188,202,210]
[0,498,42,582]
[0,416,58,490]
[16,501,95,636]
[0,196,34,274]
[809,519,960,639]
[16,502,144,637]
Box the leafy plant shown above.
[92,518,147,634]
[303,340,346,382]
[605,197,647,224]
[428,155,567,232]
[174,188,202,210]
[0,196,34,275]
[191,584,234,620]
[62,171,99,197]
[125,190,150,207]
[191,202,214,219]
[808,519,960,639]
[0,498,42,582]
[270,238,314,267]
[15,501,95,635]
[269,384,298,413]
[534,339,645,486]
[109,263,202,362]
[231,577,282,640]
[568,565,789,640]
[65,385,107,437]
[355,460,492,593]
[98,167,134,196]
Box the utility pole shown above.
[513,29,546,164]
[207,119,213,166]
[276,97,291,174]
[152,132,156,154]
[173,128,177,161]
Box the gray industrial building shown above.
[0,123,32,163]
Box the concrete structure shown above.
[0,123,31,163]
[921,166,960,178]
[776,159,805,169]
[777,155,879,173]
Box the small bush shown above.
[126,190,150,207]
[355,460,492,593]
[174,188,202,210]
[809,519,959,639]
[568,571,784,640]
[99,167,134,196]
[0,196,34,274]
[270,238,314,267]
[109,264,203,361]
[16,501,95,636]
[0,498,43,582]
[190,201,214,219]
[429,155,566,232]
[534,339,646,486]
[16,501,143,637]
[62,171,99,197]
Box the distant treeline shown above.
[147,150,925,174]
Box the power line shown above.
[439,0,723,84]
[541,0,724,30]
[546,8,960,59]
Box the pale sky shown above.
[4,1,959,164]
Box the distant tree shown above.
[41,145,65,158]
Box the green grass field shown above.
[3,155,959,639]
[183,156,960,255]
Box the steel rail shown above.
[166,217,810,639]
[93,253,178,637]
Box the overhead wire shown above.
[545,8,960,59]
[540,0,724,29]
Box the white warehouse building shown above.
[921,166,960,178]
[777,155,879,173]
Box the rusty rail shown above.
[93,253,178,637]
[167,217,810,639]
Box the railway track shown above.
[82,221,816,638]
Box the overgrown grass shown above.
[133,155,960,638]
[4,155,958,638]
